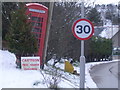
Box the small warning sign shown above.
[21,57,40,70]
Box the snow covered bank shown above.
[47,58,98,88]
[1,50,118,88]
[0,50,78,88]
[0,50,97,88]
[0,50,16,69]
[0,50,47,88]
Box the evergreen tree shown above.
[88,36,112,61]
[6,3,38,57]
[2,2,18,40]
[86,8,102,26]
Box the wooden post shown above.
[42,2,54,69]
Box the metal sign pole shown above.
[80,1,85,89]
[80,41,85,88]
[72,1,94,89]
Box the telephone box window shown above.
[41,18,43,22]
[33,33,41,39]
[32,27,42,33]
[31,16,43,22]
[31,22,41,27]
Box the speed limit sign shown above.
[72,19,94,40]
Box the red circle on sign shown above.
[72,19,94,40]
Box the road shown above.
[90,61,120,88]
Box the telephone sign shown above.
[72,19,94,40]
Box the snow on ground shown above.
[0,50,119,89]
[0,50,48,88]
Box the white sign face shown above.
[21,57,40,70]
[72,19,94,40]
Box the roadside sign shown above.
[72,19,94,40]
[21,57,40,70]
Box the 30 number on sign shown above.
[72,19,94,40]
[76,25,90,34]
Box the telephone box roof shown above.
[26,3,48,9]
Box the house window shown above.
[113,47,120,55]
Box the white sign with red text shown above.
[21,57,40,70]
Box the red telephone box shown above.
[26,3,48,66]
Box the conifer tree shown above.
[6,3,38,57]
[88,36,112,61]
[86,8,102,26]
